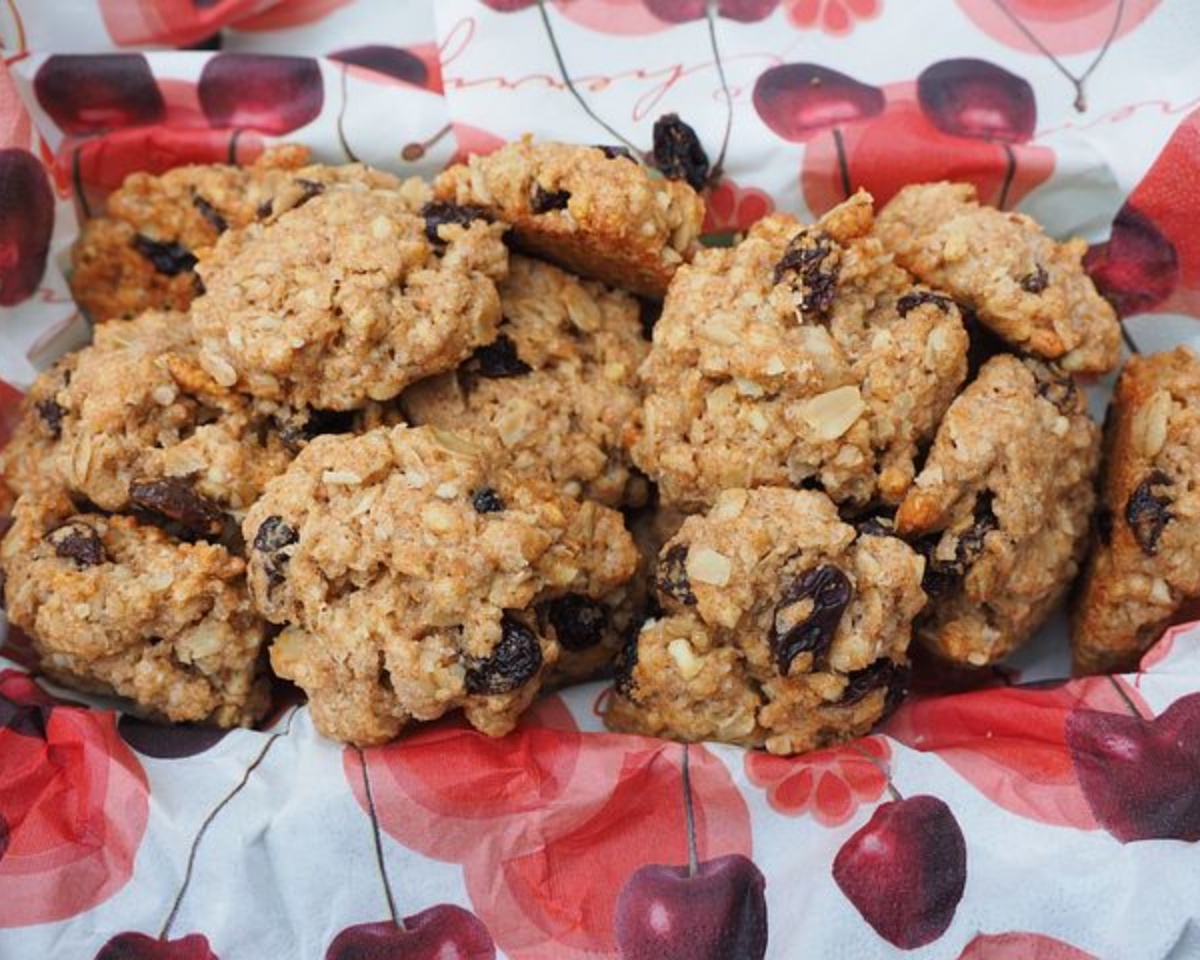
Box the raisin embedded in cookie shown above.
[0,488,270,727]
[876,182,1120,374]
[242,424,638,746]
[896,354,1101,666]
[191,187,508,410]
[432,139,703,298]
[1073,347,1200,673]
[604,487,926,755]
[401,254,649,508]
[633,191,970,512]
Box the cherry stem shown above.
[681,743,699,878]
[1106,674,1147,720]
[158,708,297,940]
[997,142,1016,211]
[832,127,851,200]
[357,746,404,931]
[402,122,453,162]
[848,740,902,802]
[337,63,361,164]
[228,127,244,166]
[1121,323,1141,355]
[535,0,643,159]
[70,145,92,221]
[703,0,732,187]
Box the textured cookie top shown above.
[634,191,969,511]
[243,424,638,744]
[607,486,926,754]
[877,181,1120,374]
[0,488,269,727]
[897,354,1101,665]
[192,186,508,409]
[433,139,703,298]
[401,254,649,507]
[1073,346,1200,673]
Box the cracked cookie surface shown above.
[605,487,925,755]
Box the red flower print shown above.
[959,931,1099,959]
[745,736,890,826]
[784,0,880,35]
[703,178,775,237]
[0,671,149,927]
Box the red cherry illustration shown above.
[0,379,25,453]
[644,0,779,22]
[1066,691,1200,843]
[118,716,228,759]
[833,794,966,950]
[1085,204,1178,317]
[198,55,324,134]
[34,54,165,136]
[93,932,218,960]
[329,46,429,90]
[753,63,885,141]
[326,908,495,960]
[477,0,538,10]
[0,147,55,306]
[958,931,1099,960]
[97,0,268,47]
[917,59,1036,144]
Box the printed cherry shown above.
[118,715,227,759]
[34,54,165,135]
[754,64,885,142]
[917,59,1036,144]
[0,148,55,306]
[615,854,767,960]
[326,908,495,960]
[833,794,967,949]
[93,932,218,960]
[476,0,537,10]
[1065,692,1200,842]
[198,54,324,134]
[1085,203,1179,317]
[329,46,429,89]
[644,0,779,22]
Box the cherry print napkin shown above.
[4,1,1200,957]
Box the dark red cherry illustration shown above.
[477,0,537,10]
[34,54,165,135]
[917,58,1036,143]
[325,907,496,960]
[118,716,227,759]
[833,795,967,949]
[644,0,779,22]
[329,46,428,89]
[1065,692,1200,843]
[93,931,218,960]
[1085,203,1178,317]
[198,55,324,134]
[0,148,55,306]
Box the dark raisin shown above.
[651,113,709,192]
[596,144,635,162]
[256,199,274,220]
[613,619,642,699]
[540,594,607,651]
[771,565,853,674]
[132,235,197,276]
[277,408,357,451]
[470,335,532,378]
[253,515,298,589]
[1024,357,1079,415]
[962,304,1006,379]
[656,544,696,605]
[472,487,505,514]
[35,398,65,438]
[855,514,895,538]
[920,491,997,597]
[419,201,494,243]
[841,658,909,710]
[896,290,953,317]
[773,230,840,317]
[1126,470,1173,555]
[464,613,543,695]
[192,193,228,233]
[638,298,662,340]
[1019,265,1049,293]
[128,478,227,537]
[46,521,107,567]
[192,274,206,297]
[293,178,325,206]
[530,184,571,214]
[1096,507,1114,546]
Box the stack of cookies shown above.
[1,136,1189,756]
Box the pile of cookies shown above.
[1,136,1194,756]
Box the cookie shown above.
[401,254,649,508]
[432,139,703,298]
[1073,347,1200,673]
[896,355,1101,666]
[191,186,509,410]
[633,191,969,511]
[70,145,424,323]
[876,182,1120,374]
[0,354,79,503]
[243,424,638,745]
[605,487,926,755]
[0,488,269,726]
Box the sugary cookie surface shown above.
[634,191,969,511]
[896,355,1101,666]
[244,424,637,745]
[1073,347,1200,674]
[433,139,703,298]
[877,181,1121,374]
[606,487,926,755]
